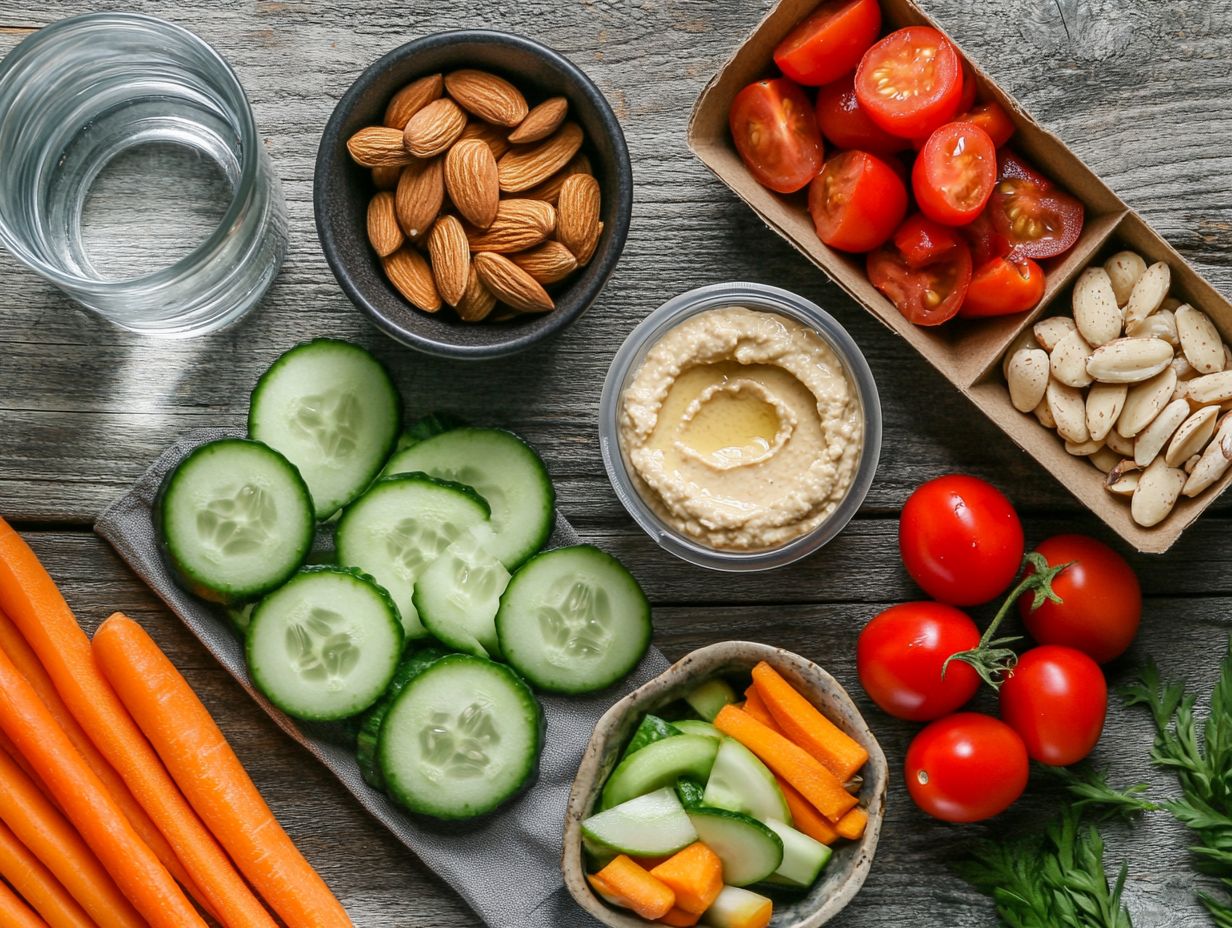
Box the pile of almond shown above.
[346,69,601,322]
[1003,251,1232,527]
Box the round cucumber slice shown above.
[703,738,791,824]
[601,735,719,810]
[581,787,698,858]
[157,438,314,605]
[496,545,651,695]
[247,566,403,721]
[687,807,784,886]
[377,655,543,820]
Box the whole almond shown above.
[1117,367,1178,438]
[347,126,414,168]
[573,221,603,266]
[1086,381,1127,442]
[403,97,467,158]
[395,157,444,241]
[1006,348,1049,413]
[474,253,554,313]
[455,266,498,322]
[1071,267,1122,347]
[427,215,470,306]
[366,192,404,257]
[1123,261,1170,330]
[508,96,569,145]
[498,122,585,193]
[1165,405,1219,467]
[525,153,593,204]
[1033,316,1077,353]
[371,165,403,190]
[511,241,578,285]
[459,120,511,160]
[382,247,441,313]
[467,199,556,253]
[1175,305,1225,374]
[1086,337,1174,384]
[444,139,499,229]
[1046,379,1089,444]
[445,70,529,127]
[1131,457,1186,527]
[557,173,601,259]
[1104,251,1147,307]
[384,73,444,129]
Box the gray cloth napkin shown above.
[95,428,669,928]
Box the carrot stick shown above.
[0,608,211,915]
[713,706,857,823]
[0,819,95,928]
[649,843,723,915]
[93,613,352,928]
[741,685,784,734]
[0,745,142,928]
[775,777,839,845]
[659,907,701,926]
[751,662,868,781]
[0,877,49,928]
[592,856,676,921]
[835,807,868,841]
[0,518,277,928]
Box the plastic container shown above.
[599,282,881,572]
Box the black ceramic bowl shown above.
[315,30,633,360]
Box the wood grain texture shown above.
[0,0,1230,925]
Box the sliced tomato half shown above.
[815,73,909,154]
[729,78,824,193]
[987,151,1085,260]
[808,150,908,253]
[912,122,998,226]
[869,214,973,325]
[854,27,964,139]
[959,101,1015,148]
[892,213,965,269]
[774,0,882,86]
[960,257,1046,318]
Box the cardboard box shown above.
[688,0,1232,553]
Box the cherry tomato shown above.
[1020,535,1141,664]
[815,74,909,154]
[905,713,1029,822]
[960,257,1045,318]
[959,101,1015,148]
[892,214,965,268]
[899,474,1024,605]
[867,215,973,325]
[999,645,1107,766]
[774,0,882,86]
[912,122,998,226]
[808,151,908,253]
[988,150,1085,260]
[957,62,978,114]
[729,78,824,194]
[964,209,1011,265]
[857,602,981,721]
[855,27,964,139]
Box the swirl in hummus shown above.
[618,306,863,551]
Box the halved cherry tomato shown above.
[964,209,1010,265]
[854,27,964,139]
[905,713,1029,822]
[999,645,1107,766]
[957,61,978,114]
[815,74,908,154]
[912,122,997,226]
[988,150,1084,260]
[892,214,965,269]
[869,215,973,325]
[729,79,825,194]
[960,257,1045,317]
[959,101,1015,148]
[773,0,882,86]
[808,151,908,253]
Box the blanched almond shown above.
[1165,405,1219,467]
[382,247,441,313]
[366,191,404,257]
[1186,370,1232,405]
[1065,438,1105,456]
[466,199,557,253]
[1072,267,1122,346]
[444,70,529,127]
[1117,367,1178,438]
[402,97,467,158]
[498,122,584,193]
[1183,414,1232,496]
[427,215,470,307]
[1086,381,1127,442]
[1050,330,1094,388]
[1175,305,1226,374]
[1034,316,1077,352]
[1172,355,1197,381]
[473,252,554,313]
[1090,447,1121,473]
[1107,470,1140,496]
[1007,348,1049,413]
[1035,399,1057,429]
[510,241,578,285]
[395,157,444,241]
[384,73,444,129]
[1134,398,1190,467]
[445,139,500,229]
[1131,457,1186,527]
[507,96,568,144]
[1123,261,1170,330]
[1086,337,1173,384]
[1127,308,1178,345]
[347,126,414,167]
[1106,429,1135,457]
[1104,251,1147,306]
[1046,379,1089,444]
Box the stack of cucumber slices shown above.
[155,338,652,821]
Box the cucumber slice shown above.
[581,787,698,858]
[355,646,452,790]
[395,411,466,452]
[335,474,490,639]
[383,428,553,568]
[702,886,773,928]
[601,735,719,810]
[621,715,682,761]
[674,720,722,741]
[763,819,832,888]
[413,529,510,659]
[496,545,651,695]
[247,567,403,721]
[687,808,783,887]
[675,778,706,810]
[249,339,400,520]
[377,654,543,820]
[685,678,738,722]
[704,739,791,824]
[157,438,314,605]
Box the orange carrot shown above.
[0,608,210,914]
[0,519,277,928]
[649,842,723,915]
[0,819,94,928]
[0,647,204,928]
[593,856,676,920]
[741,685,784,734]
[776,777,839,845]
[714,706,857,822]
[659,907,702,926]
[0,745,142,928]
[0,728,48,805]
[0,877,48,928]
[835,806,868,841]
[93,613,351,928]
[751,662,868,781]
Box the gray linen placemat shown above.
[95,428,670,928]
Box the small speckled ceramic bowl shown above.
[315,30,633,359]
[563,641,887,928]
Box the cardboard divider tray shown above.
[688,0,1232,553]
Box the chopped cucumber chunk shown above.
[601,735,720,810]
[674,720,722,741]
[581,788,698,858]
[764,819,831,888]
[703,886,773,928]
[675,778,706,810]
[685,678,738,722]
[704,738,791,824]
[687,808,783,887]
[621,715,683,762]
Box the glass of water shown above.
[0,13,288,336]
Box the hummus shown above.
[618,306,863,551]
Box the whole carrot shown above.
[0,745,142,928]
[0,818,95,928]
[95,613,353,928]
[0,876,49,928]
[0,518,277,928]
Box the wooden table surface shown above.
[2,1,1231,925]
